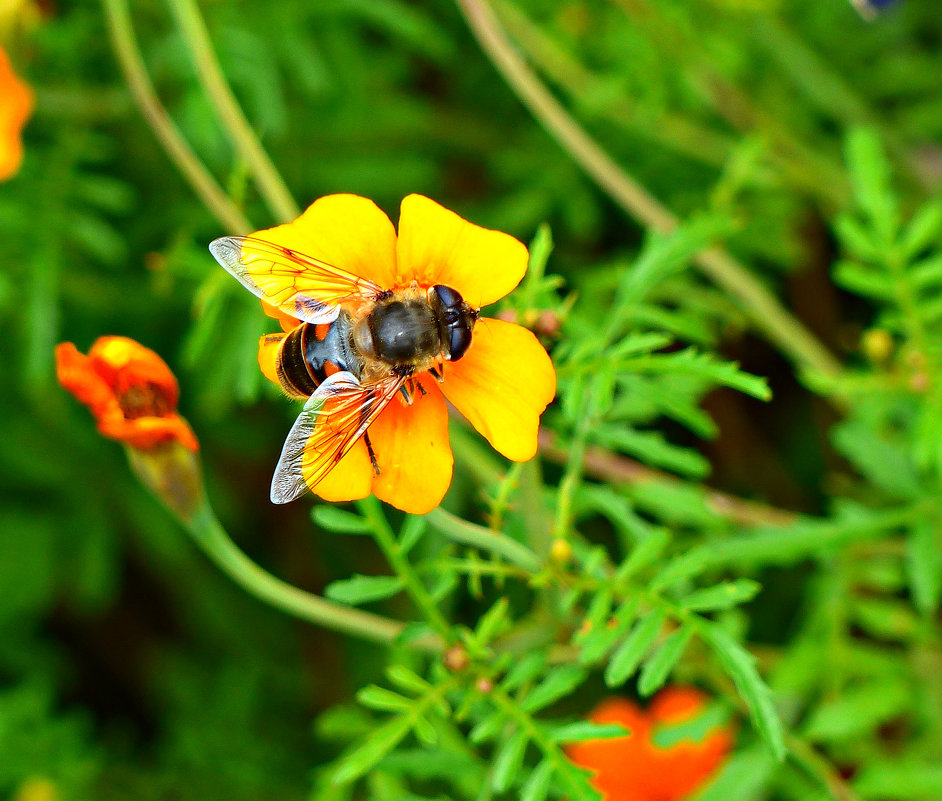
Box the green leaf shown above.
[523,665,588,713]
[356,685,413,713]
[520,759,555,801]
[492,729,529,792]
[833,261,896,300]
[638,626,693,697]
[475,597,511,644]
[615,529,671,581]
[385,665,431,696]
[595,427,710,479]
[399,515,427,555]
[312,505,371,534]
[905,519,942,615]
[324,574,405,605]
[900,200,942,259]
[578,597,640,665]
[501,652,547,694]
[549,721,629,743]
[845,127,898,242]
[605,609,667,687]
[689,744,776,801]
[696,621,785,762]
[803,678,910,742]
[680,580,762,612]
[853,760,942,800]
[331,714,414,785]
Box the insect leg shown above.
[364,432,380,476]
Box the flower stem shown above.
[101,0,251,235]
[359,497,454,640]
[455,0,844,380]
[184,500,438,649]
[165,0,300,223]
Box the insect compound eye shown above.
[432,284,464,310]
[448,325,473,361]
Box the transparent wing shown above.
[270,370,406,504]
[209,235,386,325]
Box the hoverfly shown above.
[209,236,478,504]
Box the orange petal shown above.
[252,194,398,288]
[441,318,555,462]
[99,414,199,452]
[369,382,452,515]
[0,47,33,182]
[262,300,301,333]
[55,342,119,420]
[303,438,373,504]
[395,194,528,307]
[257,333,285,389]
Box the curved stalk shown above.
[101,0,251,235]
[185,500,441,651]
[455,0,844,380]
[165,0,300,223]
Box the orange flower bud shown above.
[56,337,198,452]
[56,336,203,519]
[566,688,733,801]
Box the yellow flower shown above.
[0,45,33,181]
[250,194,557,514]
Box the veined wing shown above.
[270,370,406,504]
[209,235,386,325]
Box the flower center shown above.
[117,382,175,419]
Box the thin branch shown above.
[455,0,844,380]
[165,0,300,224]
[539,430,798,528]
[102,0,251,235]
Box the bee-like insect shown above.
[209,236,479,504]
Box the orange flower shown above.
[566,688,733,801]
[251,194,557,515]
[56,336,198,452]
[0,45,33,181]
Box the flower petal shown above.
[55,342,120,421]
[396,194,528,307]
[368,382,453,515]
[253,194,398,288]
[441,318,555,462]
[257,333,284,389]
[0,47,34,182]
[262,300,300,333]
[303,439,373,504]
[99,414,199,452]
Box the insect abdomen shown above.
[276,316,359,397]
[276,324,319,397]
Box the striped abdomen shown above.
[275,313,361,398]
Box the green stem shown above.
[101,0,251,235]
[165,0,300,223]
[553,385,594,541]
[455,0,844,380]
[359,497,453,639]
[426,507,543,573]
[184,500,438,649]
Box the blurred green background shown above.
[1,0,940,798]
